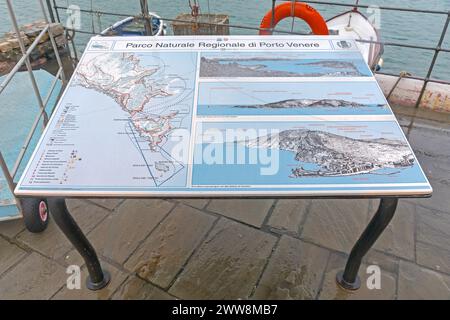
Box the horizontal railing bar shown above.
[57,7,310,36]
[0,25,50,95]
[375,71,450,85]
[55,4,450,85]
[278,0,450,15]
[357,38,450,53]
[54,6,450,53]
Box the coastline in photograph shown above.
[199,51,372,78]
[192,121,427,186]
[197,81,391,116]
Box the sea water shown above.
[1,0,449,79]
[0,71,61,204]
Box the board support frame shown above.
[47,198,111,290]
[46,195,398,292]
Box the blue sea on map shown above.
[197,81,391,116]
[192,121,428,187]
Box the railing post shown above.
[52,0,61,23]
[140,0,152,36]
[45,0,56,23]
[415,11,450,108]
[5,0,49,125]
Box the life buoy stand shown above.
[259,2,329,35]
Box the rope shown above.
[96,11,103,32]
[188,0,200,33]
[189,0,200,17]
[207,0,213,34]
[386,71,412,100]
[290,0,297,33]
[90,0,96,34]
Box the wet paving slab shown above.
[252,235,329,300]
[267,200,310,235]
[169,218,277,299]
[88,199,174,264]
[300,199,371,253]
[1,109,450,299]
[124,204,216,289]
[397,260,450,300]
[0,253,67,299]
[318,253,397,300]
[112,276,175,300]
[372,201,416,260]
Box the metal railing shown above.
[0,0,67,213]
[46,0,449,109]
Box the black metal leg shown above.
[336,197,398,290]
[48,198,111,290]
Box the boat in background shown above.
[100,12,165,37]
[327,8,384,70]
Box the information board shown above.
[15,36,432,197]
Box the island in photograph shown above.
[199,51,372,78]
[197,81,391,116]
[192,121,428,189]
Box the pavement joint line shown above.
[405,200,450,216]
[370,246,450,278]
[394,255,401,300]
[49,280,67,300]
[0,232,35,254]
[414,241,450,276]
[134,271,172,292]
[297,199,313,236]
[108,274,156,300]
[121,200,177,267]
[314,248,332,300]
[105,270,130,300]
[260,199,278,229]
[84,198,124,212]
[172,198,211,210]
[114,274,180,300]
[412,204,418,263]
[248,234,281,299]
[204,198,212,210]
[0,251,31,281]
[108,274,133,300]
[97,252,133,275]
[0,247,69,290]
[202,203,277,231]
[165,215,222,291]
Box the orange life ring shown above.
[259,2,329,35]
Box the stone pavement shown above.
[1,108,449,300]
